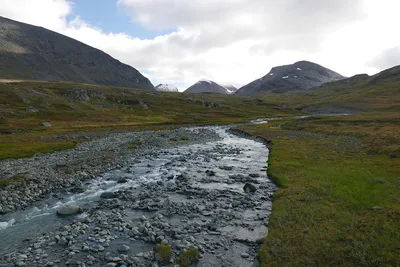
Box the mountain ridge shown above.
[0,16,153,89]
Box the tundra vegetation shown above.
[0,67,399,266]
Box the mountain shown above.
[223,85,238,94]
[235,61,345,96]
[184,80,230,94]
[0,16,153,89]
[155,84,179,92]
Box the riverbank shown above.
[239,114,400,266]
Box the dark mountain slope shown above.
[235,61,345,95]
[0,16,153,89]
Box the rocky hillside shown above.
[184,80,230,94]
[155,84,179,92]
[235,61,345,95]
[0,16,153,89]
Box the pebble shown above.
[241,253,250,258]
[117,245,130,252]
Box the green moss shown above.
[128,138,143,150]
[181,136,190,141]
[179,248,199,267]
[0,173,25,187]
[0,180,11,187]
[239,119,400,266]
[155,244,172,265]
[0,141,77,160]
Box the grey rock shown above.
[26,106,39,113]
[56,204,82,216]
[117,177,128,183]
[100,192,116,199]
[241,252,250,258]
[40,122,52,127]
[117,245,130,252]
[243,183,257,193]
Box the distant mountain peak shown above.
[185,80,230,94]
[235,60,345,95]
[155,84,179,92]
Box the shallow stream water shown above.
[0,126,275,266]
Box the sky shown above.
[1,0,400,90]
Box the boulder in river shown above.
[205,170,216,176]
[56,204,82,216]
[100,192,116,199]
[243,183,257,193]
[40,122,52,127]
[117,177,128,184]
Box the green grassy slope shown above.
[0,80,294,159]
[240,115,400,266]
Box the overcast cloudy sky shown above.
[1,0,400,90]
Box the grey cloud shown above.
[111,0,368,85]
[119,0,365,34]
[369,46,400,70]
[118,0,366,54]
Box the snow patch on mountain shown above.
[155,84,179,92]
[222,84,238,94]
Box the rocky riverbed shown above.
[0,126,276,267]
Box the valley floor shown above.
[239,113,400,266]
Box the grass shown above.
[128,138,143,151]
[0,80,293,160]
[155,244,172,265]
[0,141,77,159]
[239,114,400,266]
[179,248,199,267]
[0,173,25,187]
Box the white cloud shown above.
[0,0,71,31]
[1,0,400,90]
